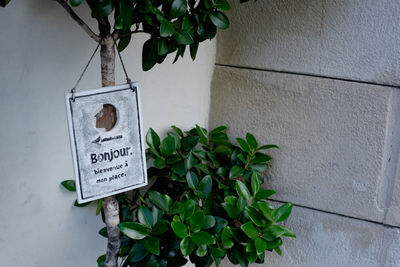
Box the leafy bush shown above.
[62,125,295,267]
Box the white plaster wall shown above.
[0,1,215,266]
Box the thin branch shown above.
[55,0,101,42]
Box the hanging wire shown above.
[111,34,135,91]
[70,35,135,101]
[71,38,102,101]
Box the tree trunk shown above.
[100,35,120,267]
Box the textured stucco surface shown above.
[209,66,396,222]
[0,0,215,266]
[220,202,400,267]
[217,0,400,86]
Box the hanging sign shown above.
[65,83,147,203]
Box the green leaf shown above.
[236,138,251,153]
[70,0,83,7]
[191,231,216,245]
[274,203,293,222]
[186,171,199,189]
[170,0,187,18]
[203,215,216,229]
[214,216,228,233]
[251,153,272,164]
[146,128,160,149]
[160,136,176,156]
[245,206,266,227]
[254,189,276,201]
[214,0,230,10]
[119,222,151,240]
[246,133,258,150]
[157,38,169,56]
[171,221,188,238]
[160,19,175,37]
[138,206,154,227]
[180,199,196,221]
[91,0,113,19]
[236,180,251,200]
[254,238,267,255]
[118,35,131,52]
[96,199,102,216]
[224,196,237,206]
[198,175,212,198]
[181,136,199,151]
[180,237,195,256]
[148,190,168,211]
[61,180,76,192]
[241,221,259,239]
[254,201,274,222]
[128,240,149,262]
[142,38,158,71]
[98,227,108,238]
[229,165,244,178]
[145,236,160,255]
[196,125,209,145]
[282,226,296,238]
[185,152,197,170]
[216,167,227,177]
[265,238,283,250]
[152,220,169,235]
[74,200,91,207]
[221,203,238,219]
[251,173,261,196]
[188,210,205,231]
[261,225,286,241]
[274,246,282,256]
[153,157,166,169]
[257,144,279,150]
[97,254,106,267]
[196,245,208,257]
[190,41,199,61]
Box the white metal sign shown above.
[65,83,147,203]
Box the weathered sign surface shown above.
[65,83,147,203]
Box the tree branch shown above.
[55,0,101,42]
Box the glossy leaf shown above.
[152,220,169,235]
[171,221,188,238]
[245,206,266,227]
[229,165,244,178]
[160,136,176,156]
[157,38,169,56]
[180,199,196,221]
[97,254,106,267]
[191,231,216,245]
[145,236,160,255]
[274,203,293,222]
[257,144,279,150]
[146,128,160,149]
[198,175,212,198]
[119,222,151,240]
[236,180,251,200]
[61,180,76,192]
[138,206,154,227]
[254,189,276,201]
[251,172,260,195]
[236,137,250,153]
[170,0,187,18]
[203,215,216,229]
[186,171,199,189]
[160,19,175,37]
[188,210,205,231]
[148,190,168,211]
[180,237,195,256]
[254,201,274,222]
[246,133,258,150]
[214,0,230,10]
[142,38,158,71]
[91,0,113,19]
[241,221,259,239]
[153,157,166,169]
[254,238,267,255]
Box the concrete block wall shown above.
[209,0,400,266]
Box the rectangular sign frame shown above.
[65,83,148,203]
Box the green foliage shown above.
[60,125,294,267]
[2,0,254,71]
